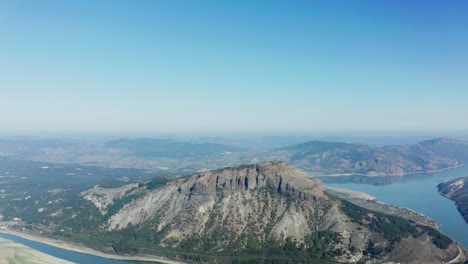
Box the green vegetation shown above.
[0,157,457,264]
[8,182,454,264]
[105,193,143,218]
[142,176,170,190]
[103,229,341,263]
[341,199,452,250]
[419,225,453,249]
[29,188,343,263]
[342,199,417,243]
[97,178,129,189]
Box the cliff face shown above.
[438,177,468,223]
[78,162,462,263]
[106,161,329,239]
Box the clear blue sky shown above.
[1,0,467,135]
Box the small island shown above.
[438,177,468,224]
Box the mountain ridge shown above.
[275,137,468,176]
[21,161,460,263]
[1,137,467,177]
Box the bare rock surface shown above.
[81,161,465,263]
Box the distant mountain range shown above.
[106,138,246,158]
[1,137,468,177]
[275,138,468,176]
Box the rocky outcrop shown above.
[81,183,139,215]
[88,162,463,263]
[107,161,327,234]
[438,177,468,223]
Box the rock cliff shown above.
[438,177,468,223]
[72,162,463,263]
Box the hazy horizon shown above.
[1,130,468,144]
[1,1,467,134]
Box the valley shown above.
[4,2,468,263]
[0,161,465,263]
[1,137,468,263]
[1,137,468,178]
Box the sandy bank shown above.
[326,186,377,200]
[0,237,73,264]
[0,228,185,264]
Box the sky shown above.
[1,0,467,135]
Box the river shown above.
[0,232,146,264]
[322,165,468,247]
[1,166,467,262]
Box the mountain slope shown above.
[34,162,462,263]
[275,138,468,176]
[438,177,468,223]
[2,137,467,177]
[419,138,468,161]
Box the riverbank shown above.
[324,164,468,247]
[0,237,73,264]
[0,228,185,264]
[313,164,463,177]
[326,186,377,200]
[326,187,440,229]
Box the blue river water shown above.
[322,165,468,247]
[0,232,144,264]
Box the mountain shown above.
[438,177,468,223]
[1,137,467,177]
[10,162,462,263]
[274,138,468,176]
[418,138,468,161]
[106,138,246,158]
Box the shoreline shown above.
[312,164,463,178]
[326,187,440,229]
[0,237,73,264]
[325,186,377,200]
[0,228,185,264]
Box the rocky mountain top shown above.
[54,162,463,263]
